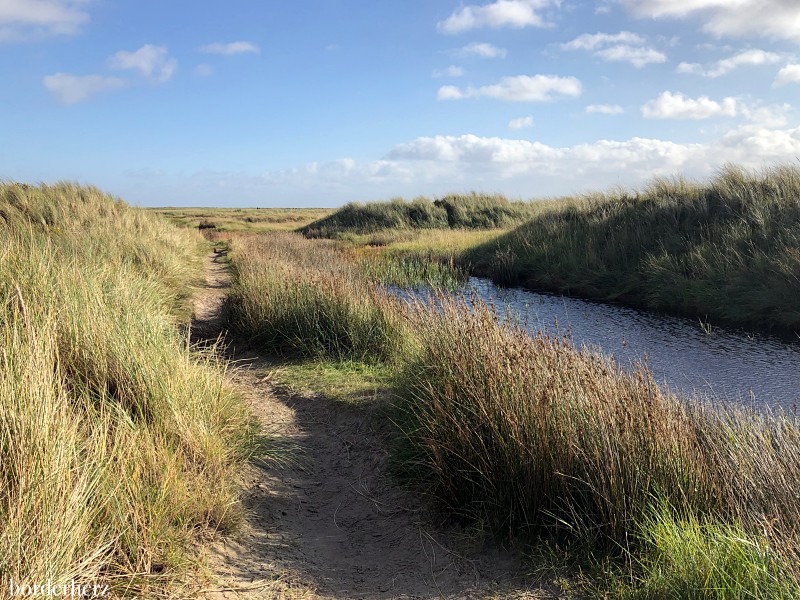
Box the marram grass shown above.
[0,183,252,597]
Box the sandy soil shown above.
[191,250,561,600]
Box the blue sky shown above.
[2,0,800,207]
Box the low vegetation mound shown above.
[228,233,409,362]
[0,183,251,595]
[300,193,538,238]
[464,164,800,331]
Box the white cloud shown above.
[642,91,738,119]
[188,122,800,206]
[42,72,126,104]
[108,44,177,83]
[561,31,645,51]
[199,41,260,56]
[457,41,508,58]
[586,104,624,114]
[562,31,665,68]
[676,62,705,75]
[433,65,464,78]
[739,102,792,127]
[437,85,464,100]
[614,0,800,43]
[0,0,90,42]
[438,74,581,102]
[437,0,558,34]
[508,115,535,129]
[775,64,800,86]
[595,45,666,68]
[676,49,781,77]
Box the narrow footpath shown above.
[192,250,559,600]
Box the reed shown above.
[0,183,252,596]
[396,295,800,592]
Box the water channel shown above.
[400,277,800,411]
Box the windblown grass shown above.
[227,232,409,362]
[465,164,800,331]
[0,183,252,596]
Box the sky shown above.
[2,0,800,207]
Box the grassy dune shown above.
[465,164,800,331]
[0,183,252,596]
[225,229,800,598]
[299,192,539,238]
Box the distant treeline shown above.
[300,192,539,237]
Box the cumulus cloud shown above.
[433,65,464,78]
[642,91,738,119]
[437,0,558,34]
[42,72,126,104]
[614,0,800,43]
[437,85,464,100]
[199,41,260,56]
[197,122,800,206]
[0,0,90,42]
[738,102,792,127]
[508,115,535,129]
[775,64,800,86]
[108,44,177,83]
[586,104,624,114]
[457,41,508,58]
[676,49,781,77]
[437,74,581,102]
[595,45,666,68]
[562,31,665,68]
[561,31,645,51]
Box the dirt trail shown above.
[192,251,557,600]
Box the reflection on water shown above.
[400,277,800,411]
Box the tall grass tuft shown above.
[0,183,252,596]
[397,296,710,546]
[228,232,409,362]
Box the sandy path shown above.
[192,250,558,600]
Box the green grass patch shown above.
[269,360,395,405]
